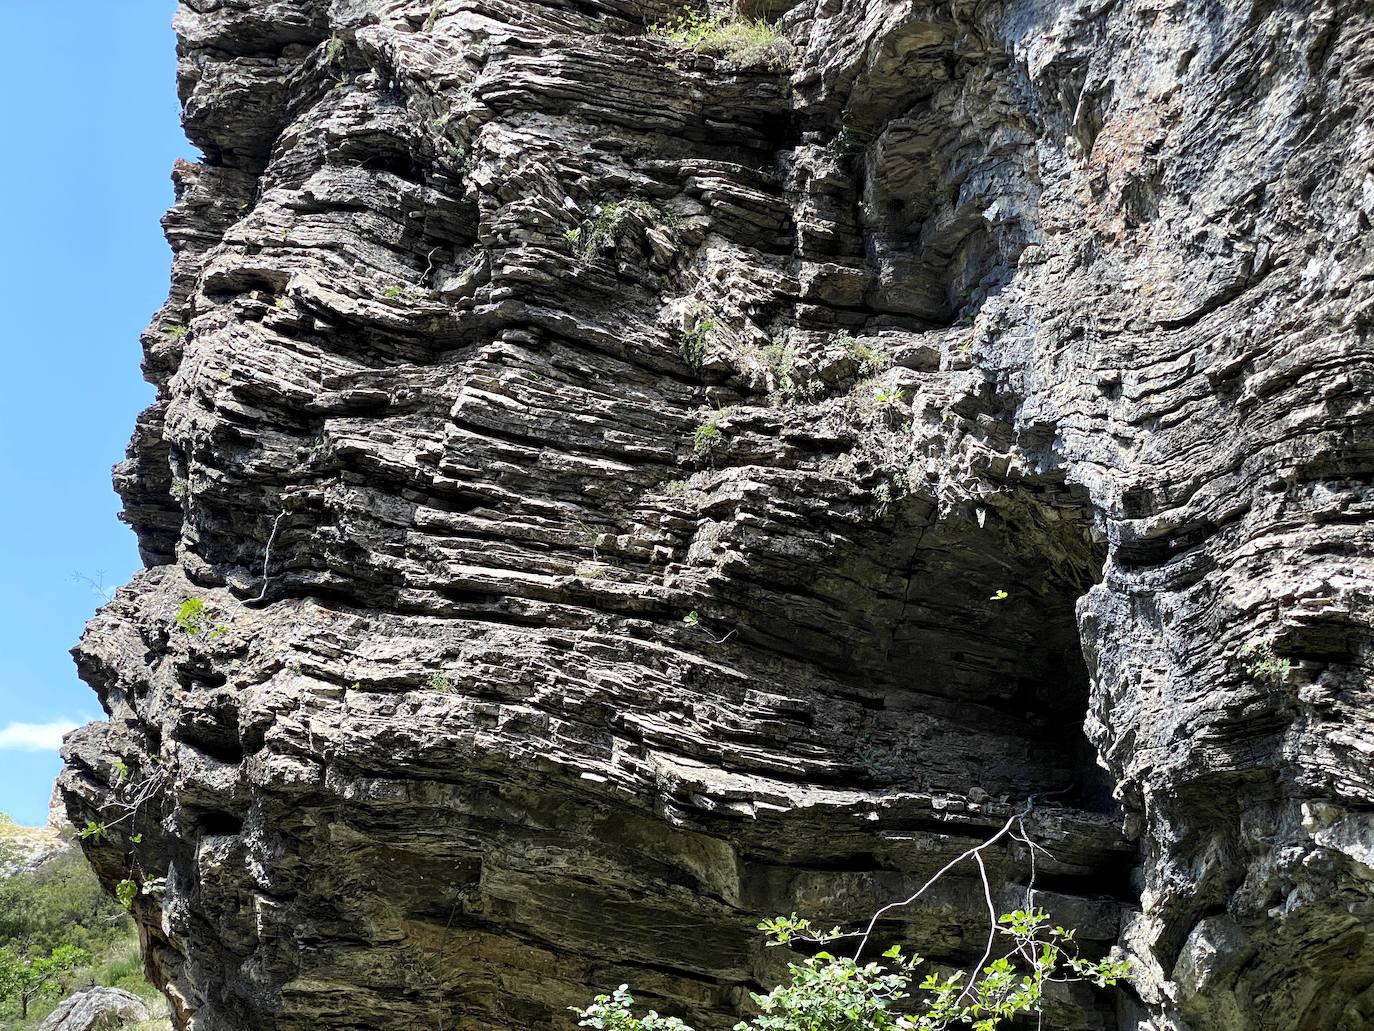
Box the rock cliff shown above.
[61,1,1374,1029]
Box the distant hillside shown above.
[0,814,68,879]
[0,813,168,1031]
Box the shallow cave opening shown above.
[842,490,1116,813]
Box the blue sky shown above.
[0,1,187,824]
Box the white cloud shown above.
[0,720,80,752]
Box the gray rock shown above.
[37,989,152,1031]
[60,0,1374,1029]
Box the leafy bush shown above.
[575,909,1129,1031]
[425,673,456,693]
[847,337,891,376]
[572,200,678,262]
[576,798,1131,1031]
[0,847,123,957]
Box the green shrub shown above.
[0,943,87,1019]
[96,939,147,994]
[0,832,165,1023]
[575,909,1130,1031]
[572,200,676,262]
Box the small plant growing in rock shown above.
[176,598,228,640]
[170,477,190,502]
[692,412,726,462]
[873,480,894,513]
[872,469,912,515]
[382,284,406,299]
[680,310,716,368]
[1241,639,1291,685]
[848,337,891,376]
[163,323,189,340]
[856,744,883,779]
[426,673,457,693]
[682,609,736,644]
[761,342,795,394]
[581,202,631,257]
[873,386,906,409]
[648,7,792,70]
[826,125,869,159]
[573,199,675,262]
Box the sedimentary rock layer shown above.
[63,1,1374,1029]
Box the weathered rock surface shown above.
[61,0,1374,1029]
[37,988,153,1031]
[0,806,70,879]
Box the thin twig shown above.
[248,510,288,603]
[960,848,999,1004]
[853,796,1035,960]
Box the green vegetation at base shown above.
[0,816,166,1030]
[573,802,1132,1031]
[575,909,1130,1031]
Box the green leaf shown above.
[115,879,138,910]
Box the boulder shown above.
[37,988,151,1031]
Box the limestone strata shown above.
[63,1,1374,1029]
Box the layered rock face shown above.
[61,1,1374,1029]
